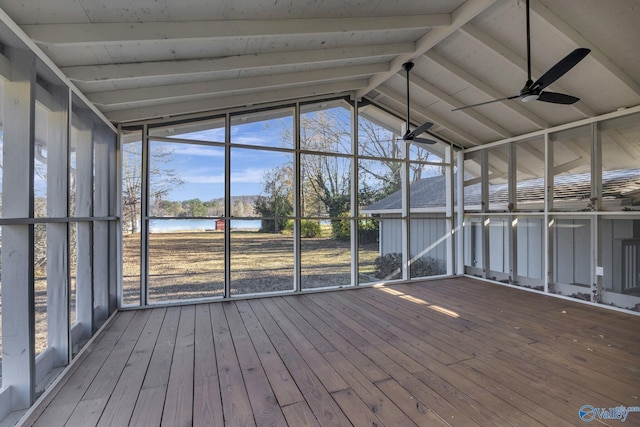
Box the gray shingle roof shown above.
[363,169,640,212]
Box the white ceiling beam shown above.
[23,15,451,46]
[553,157,586,175]
[530,0,640,97]
[459,23,596,118]
[376,85,481,147]
[64,43,414,84]
[355,0,498,99]
[89,63,388,107]
[425,50,550,129]
[106,80,367,123]
[0,52,11,80]
[402,71,513,138]
[0,7,115,132]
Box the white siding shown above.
[553,219,591,286]
[517,218,544,280]
[488,218,509,274]
[379,215,448,265]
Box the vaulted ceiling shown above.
[1,0,639,148]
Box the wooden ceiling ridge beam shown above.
[106,80,367,123]
[530,0,640,97]
[62,42,414,83]
[459,23,596,117]
[424,50,550,129]
[22,14,451,46]
[376,85,481,147]
[89,63,388,107]
[401,67,513,138]
[354,0,498,100]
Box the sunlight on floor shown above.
[375,285,460,318]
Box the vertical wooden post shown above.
[293,103,302,292]
[400,123,410,281]
[350,101,359,286]
[93,127,111,329]
[544,132,553,293]
[1,46,36,410]
[480,150,490,279]
[445,145,454,276]
[108,129,118,312]
[45,84,71,368]
[591,122,602,301]
[223,117,231,298]
[75,123,94,341]
[508,143,518,283]
[456,150,465,275]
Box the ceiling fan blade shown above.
[537,91,580,105]
[412,137,437,145]
[531,48,590,91]
[406,121,433,138]
[452,95,519,111]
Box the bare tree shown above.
[122,142,184,234]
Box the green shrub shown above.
[374,253,403,279]
[332,218,350,240]
[300,220,322,238]
[374,253,446,279]
[282,219,294,235]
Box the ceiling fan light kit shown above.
[453,0,590,111]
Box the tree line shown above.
[121,108,442,236]
[151,196,257,218]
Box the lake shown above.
[148,219,262,232]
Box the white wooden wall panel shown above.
[1,46,37,409]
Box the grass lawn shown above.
[123,230,380,303]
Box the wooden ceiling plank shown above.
[404,71,513,138]
[459,23,596,117]
[63,43,414,83]
[425,50,550,129]
[376,85,481,147]
[531,0,640,97]
[354,0,498,99]
[89,63,388,106]
[23,15,451,46]
[106,80,367,123]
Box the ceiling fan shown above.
[453,0,590,111]
[401,61,436,145]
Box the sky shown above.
[148,115,295,202]
[144,107,446,203]
[1,106,446,206]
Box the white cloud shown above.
[171,145,224,157]
[232,134,275,146]
[182,167,266,184]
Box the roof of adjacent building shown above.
[363,168,640,212]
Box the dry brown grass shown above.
[123,230,379,303]
[0,229,379,364]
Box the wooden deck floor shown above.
[21,278,640,426]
